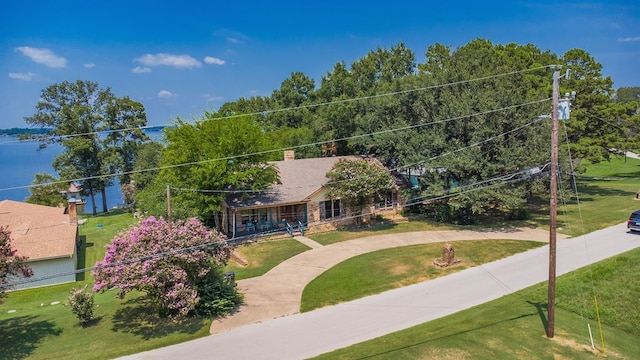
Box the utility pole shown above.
[547,66,560,338]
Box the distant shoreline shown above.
[0,127,52,136]
[0,125,166,137]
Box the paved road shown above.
[120,223,640,360]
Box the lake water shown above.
[0,136,123,213]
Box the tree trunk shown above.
[89,192,97,216]
[101,188,108,213]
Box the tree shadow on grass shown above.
[111,296,206,340]
[572,181,637,202]
[0,315,62,359]
[74,316,104,329]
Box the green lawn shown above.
[225,238,310,279]
[580,153,640,178]
[301,240,544,312]
[555,178,639,236]
[0,288,210,360]
[555,155,640,237]
[76,210,137,282]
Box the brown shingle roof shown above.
[226,156,358,209]
[0,200,77,261]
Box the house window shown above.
[257,208,268,222]
[333,199,341,217]
[320,199,342,220]
[377,191,396,209]
[240,209,257,225]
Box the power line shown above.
[1,108,553,285]
[1,162,551,289]
[2,234,231,289]
[0,98,551,194]
[404,165,550,206]
[1,68,557,287]
[4,65,554,145]
[0,109,548,257]
[168,114,548,196]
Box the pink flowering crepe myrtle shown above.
[92,216,230,316]
[1,226,33,303]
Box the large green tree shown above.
[560,49,624,163]
[315,43,417,157]
[267,71,316,130]
[136,113,278,228]
[25,172,67,207]
[102,96,149,187]
[195,39,627,224]
[405,40,556,222]
[25,80,148,215]
[615,87,640,104]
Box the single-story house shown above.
[222,151,403,239]
[0,199,79,289]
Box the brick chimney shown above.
[68,198,78,224]
[284,150,295,161]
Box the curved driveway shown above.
[211,227,562,334]
[120,224,639,360]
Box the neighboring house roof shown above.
[0,200,77,261]
[67,182,82,194]
[226,156,359,210]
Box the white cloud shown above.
[84,63,96,68]
[132,66,152,74]
[617,36,640,42]
[202,94,225,102]
[214,29,249,45]
[15,46,67,68]
[204,56,225,65]
[9,72,37,81]
[135,53,201,68]
[157,90,176,98]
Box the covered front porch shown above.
[226,203,308,238]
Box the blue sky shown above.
[1,1,638,128]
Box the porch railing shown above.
[236,219,306,237]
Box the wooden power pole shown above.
[547,66,560,338]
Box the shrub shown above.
[68,285,95,325]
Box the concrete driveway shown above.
[210,227,562,334]
[120,224,639,360]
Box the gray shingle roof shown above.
[226,156,358,209]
